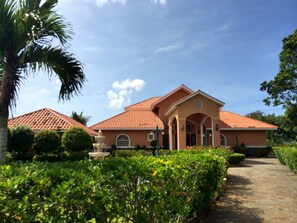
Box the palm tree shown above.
[71,111,91,126]
[0,0,86,162]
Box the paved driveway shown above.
[205,158,297,223]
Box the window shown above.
[148,132,154,141]
[116,134,130,147]
[220,134,227,146]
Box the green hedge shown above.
[115,147,233,164]
[274,147,297,173]
[0,153,227,222]
[228,153,245,165]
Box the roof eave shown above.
[210,127,278,131]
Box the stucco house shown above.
[90,85,277,150]
[8,108,98,136]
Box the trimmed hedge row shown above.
[115,147,239,165]
[0,153,227,222]
[274,147,297,173]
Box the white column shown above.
[211,119,215,146]
[169,122,173,150]
[200,124,204,146]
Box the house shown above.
[8,108,98,136]
[90,85,277,150]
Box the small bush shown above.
[9,125,34,153]
[32,130,61,155]
[228,153,245,164]
[61,127,92,152]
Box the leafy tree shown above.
[61,127,92,152]
[71,111,91,126]
[0,0,86,162]
[260,29,297,126]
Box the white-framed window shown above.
[220,134,227,146]
[148,132,154,141]
[116,134,130,148]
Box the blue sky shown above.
[13,0,297,125]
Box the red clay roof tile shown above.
[8,108,98,136]
[125,97,162,111]
[90,110,164,130]
[218,111,277,129]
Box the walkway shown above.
[205,158,297,223]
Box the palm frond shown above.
[0,0,15,58]
[25,46,85,101]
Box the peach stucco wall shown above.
[154,89,190,132]
[102,130,163,148]
[221,130,267,147]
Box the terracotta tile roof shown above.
[217,111,278,129]
[90,110,164,130]
[8,108,98,136]
[125,97,162,111]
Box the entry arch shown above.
[166,90,224,149]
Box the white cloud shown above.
[151,0,167,5]
[107,78,145,109]
[95,0,127,7]
[154,43,182,54]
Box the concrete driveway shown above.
[205,158,297,223]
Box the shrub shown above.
[274,147,297,173]
[61,127,92,152]
[228,153,245,164]
[32,130,61,155]
[60,151,89,161]
[0,153,227,222]
[115,149,152,158]
[244,147,272,157]
[8,125,34,160]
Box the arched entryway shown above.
[166,91,224,150]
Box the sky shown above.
[12,0,297,126]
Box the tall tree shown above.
[260,29,297,126]
[0,0,86,162]
[71,111,91,126]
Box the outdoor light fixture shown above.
[181,124,185,131]
[216,124,219,131]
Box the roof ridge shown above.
[9,108,49,120]
[124,97,162,110]
[89,111,127,128]
[49,108,82,128]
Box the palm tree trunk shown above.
[0,67,11,163]
[0,106,8,162]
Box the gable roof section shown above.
[165,90,225,116]
[90,110,164,130]
[8,108,98,136]
[151,84,194,109]
[125,97,162,111]
[204,111,277,130]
